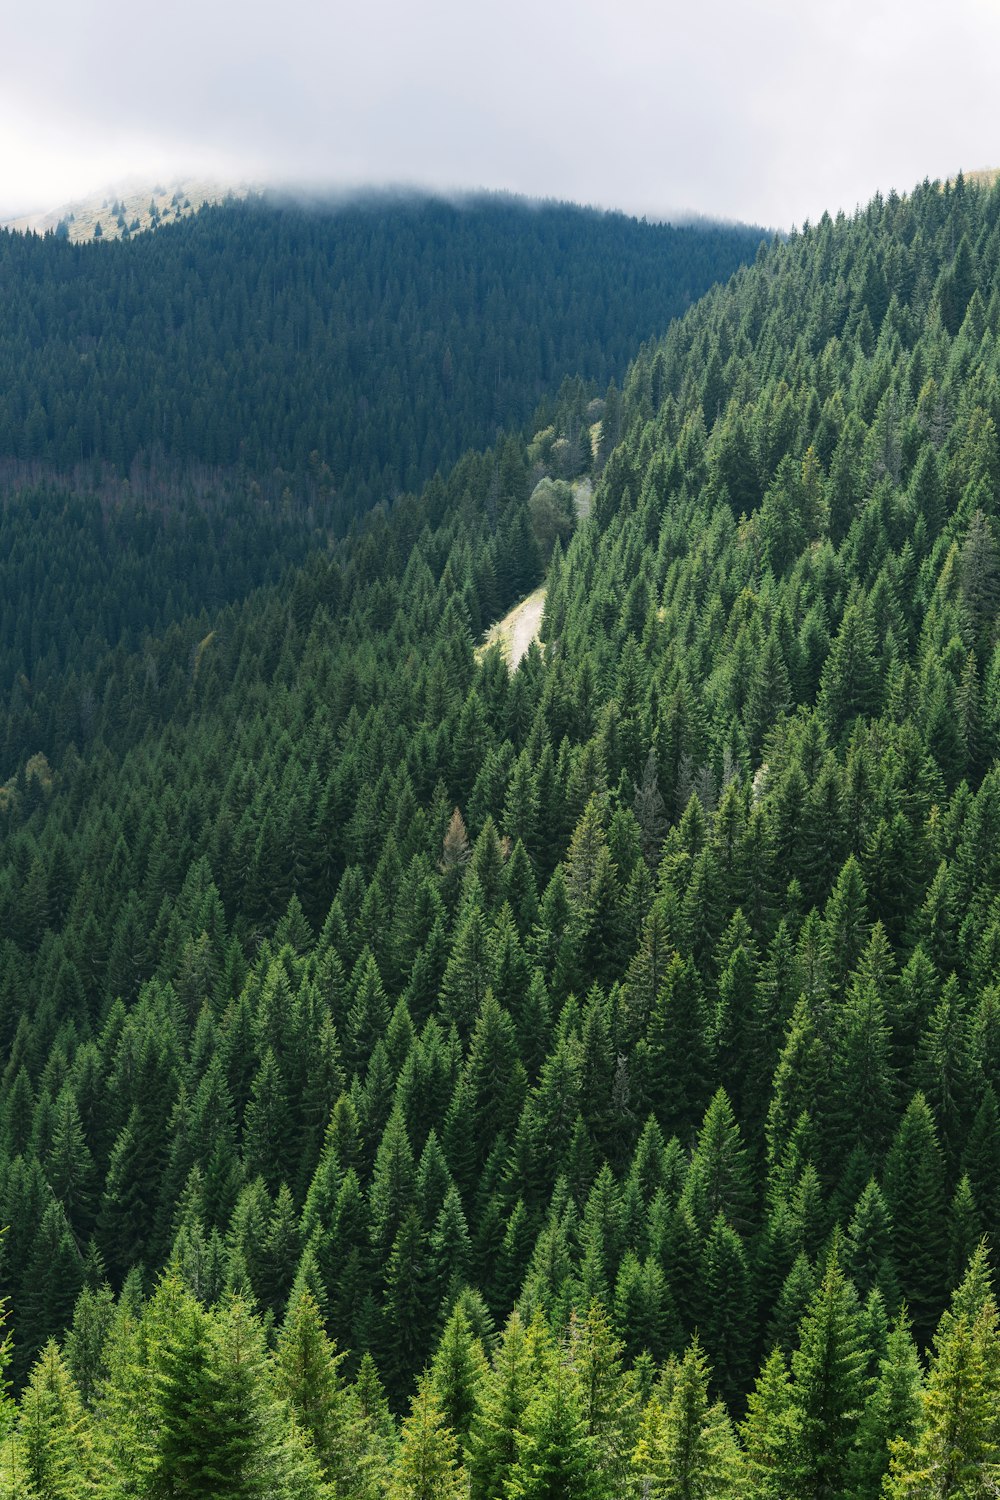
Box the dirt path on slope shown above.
[476,477,590,669]
[478,586,547,669]
[573,477,593,520]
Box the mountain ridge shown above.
[3,177,257,242]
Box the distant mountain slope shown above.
[3,177,256,242]
[0,194,765,519]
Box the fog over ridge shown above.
[2,0,999,228]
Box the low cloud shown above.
[2,0,998,226]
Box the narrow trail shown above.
[477,477,592,668]
[479,586,547,668]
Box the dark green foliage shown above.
[0,196,761,518]
[3,172,1000,1492]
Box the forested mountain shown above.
[0,193,763,764]
[0,193,763,517]
[4,173,1000,1494]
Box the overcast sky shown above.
[2,0,998,229]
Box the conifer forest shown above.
[4,177,1000,1495]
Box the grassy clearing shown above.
[6,179,255,243]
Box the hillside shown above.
[2,172,1000,1492]
[3,177,256,242]
[0,194,765,521]
[961,167,1000,189]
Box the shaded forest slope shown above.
[0,194,765,518]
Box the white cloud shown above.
[1,0,998,226]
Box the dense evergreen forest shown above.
[4,173,1000,1494]
[0,193,763,518]
[0,193,764,765]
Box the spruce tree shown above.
[506,1359,603,1500]
[19,1341,94,1500]
[632,1337,744,1497]
[783,1250,866,1500]
[847,1310,922,1500]
[428,1303,488,1454]
[741,1347,795,1500]
[273,1289,353,1487]
[468,1310,546,1500]
[885,1246,1000,1498]
[882,1094,948,1347]
[391,1383,465,1500]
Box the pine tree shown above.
[506,1359,604,1500]
[18,1340,95,1500]
[391,1383,465,1500]
[632,1337,744,1497]
[885,1246,1000,1498]
[783,1249,866,1500]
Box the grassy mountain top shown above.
[959,166,999,189]
[4,177,256,242]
